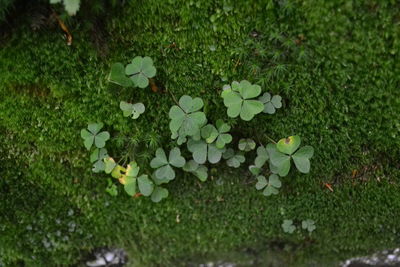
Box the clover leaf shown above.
[282,219,296,234]
[117,162,154,197]
[183,160,208,181]
[269,136,314,176]
[80,123,110,150]
[90,148,108,173]
[169,95,207,145]
[238,138,256,152]
[255,174,282,196]
[259,92,282,114]
[150,148,185,182]
[125,56,156,88]
[108,63,133,87]
[104,157,126,179]
[201,120,232,149]
[120,101,145,119]
[187,139,225,164]
[221,80,264,121]
[215,120,232,148]
[222,148,245,168]
[302,219,316,233]
[151,186,169,203]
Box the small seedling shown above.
[269,136,314,176]
[282,219,296,234]
[125,56,156,88]
[80,123,110,150]
[120,101,145,119]
[238,138,256,152]
[222,148,245,168]
[150,148,186,182]
[221,80,264,121]
[255,174,282,196]
[302,219,316,233]
[183,160,208,181]
[259,92,282,114]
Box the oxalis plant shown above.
[80,58,315,202]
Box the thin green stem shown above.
[167,88,179,105]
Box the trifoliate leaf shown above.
[238,138,256,152]
[221,80,264,121]
[222,148,245,168]
[302,219,316,232]
[259,92,282,114]
[150,148,185,181]
[282,220,296,234]
[169,95,207,144]
[120,101,145,119]
[80,123,110,150]
[125,56,156,88]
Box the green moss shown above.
[1,0,400,266]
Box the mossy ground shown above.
[1,0,400,266]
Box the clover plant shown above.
[120,101,145,119]
[302,219,316,233]
[84,60,316,204]
[269,135,314,176]
[238,138,256,152]
[187,139,225,164]
[150,148,185,183]
[183,160,208,181]
[221,80,264,121]
[255,174,282,196]
[169,95,207,145]
[222,148,245,168]
[282,219,296,234]
[259,92,282,114]
[125,56,156,88]
[108,56,156,89]
[201,120,232,149]
[80,123,110,150]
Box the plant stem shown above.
[264,134,276,144]
[167,88,179,105]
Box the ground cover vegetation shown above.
[1,0,400,266]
